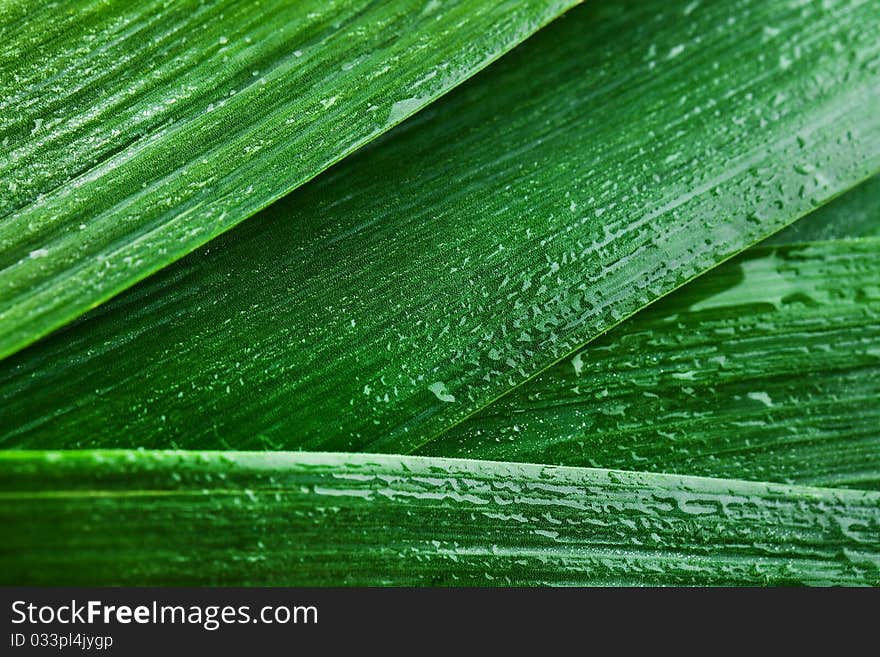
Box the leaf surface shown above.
[2,450,878,586]
[1,0,878,453]
[765,174,880,244]
[419,236,880,489]
[0,0,576,358]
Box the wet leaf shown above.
[0,0,576,358]
[2,0,878,453]
[2,450,878,586]
[765,174,880,244]
[420,235,880,490]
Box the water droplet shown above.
[747,391,774,407]
[428,382,456,403]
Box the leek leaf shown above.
[1,0,878,454]
[765,174,880,245]
[2,450,878,586]
[0,0,576,358]
[419,236,880,490]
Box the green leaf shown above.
[0,0,576,359]
[765,174,880,245]
[418,177,880,486]
[418,236,880,489]
[2,450,878,585]
[2,0,878,453]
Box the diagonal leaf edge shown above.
[765,174,880,244]
[418,235,880,490]
[0,0,579,359]
[1,0,878,454]
[412,175,880,488]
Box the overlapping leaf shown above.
[2,0,879,590]
[420,236,880,489]
[2,0,878,455]
[2,451,878,586]
[0,0,577,358]
[417,178,880,487]
[765,174,880,244]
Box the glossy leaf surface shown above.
[0,0,575,357]
[421,237,880,489]
[2,0,878,454]
[2,451,878,585]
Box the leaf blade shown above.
[765,174,880,245]
[0,0,577,358]
[418,235,880,489]
[2,0,878,453]
[2,450,878,586]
